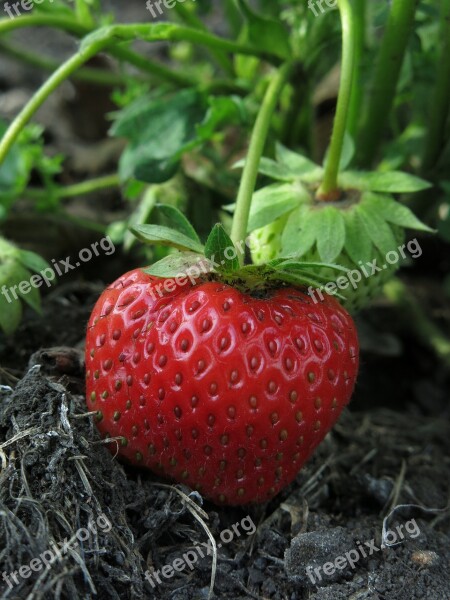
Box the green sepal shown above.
[315,205,346,263]
[204,224,240,272]
[275,143,324,181]
[248,183,307,232]
[144,252,210,278]
[152,204,201,243]
[362,193,434,232]
[131,224,204,253]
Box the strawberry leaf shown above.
[131,224,204,253]
[204,224,240,272]
[236,0,290,59]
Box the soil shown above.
[1,2,449,599]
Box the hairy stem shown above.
[230,63,292,260]
[347,0,366,138]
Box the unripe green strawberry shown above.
[86,269,359,506]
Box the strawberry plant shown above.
[1,0,449,504]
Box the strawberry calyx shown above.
[131,216,350,301]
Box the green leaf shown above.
[344,208,373,264]
[233,157,295,182]
[248,183,306,232]
[131,224,204,253]
[204,224,240,272]
[363,193,434,232]
[275,143,323,181]
[111,89,207,183]
[356,203,398,256]
[196,96,245,140]
[153,204,201,243]
[236,0,290,59]
[17,250,51,274]
[315,206,346,263]
[281,205,319,257]
[144,252,210,278]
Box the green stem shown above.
[347,0,366,138]
[26,174,120,200]
[421,0,450,174]
[317,0,356,199]
[101,23,281,63]
[174,4,234,76]
[230,63,292,259]
[0,40,138,87]
[0,38,111,167]
[356,0,418,168]
[0,15,195,87]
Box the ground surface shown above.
[0,2,449,599]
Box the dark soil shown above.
[0,2,449,599]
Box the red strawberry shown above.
[85,268,359,505]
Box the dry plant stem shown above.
[384,278,450,369]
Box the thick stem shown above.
[421,0,450,174]
[356,0,419,168]
[347,0,366,138]
[317,0,356,199]
[230,63,292,260]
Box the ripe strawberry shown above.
[85,268,359,506]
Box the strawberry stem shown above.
[356,0,418,168]
[230,62,292,263]
[317,0,356,200]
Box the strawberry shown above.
[85,268,359,506]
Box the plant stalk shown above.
[317,0,356,199]
[230,62,292,260]
[347,0,366,138]
[356,0,419,167]
[421,0,450,174]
